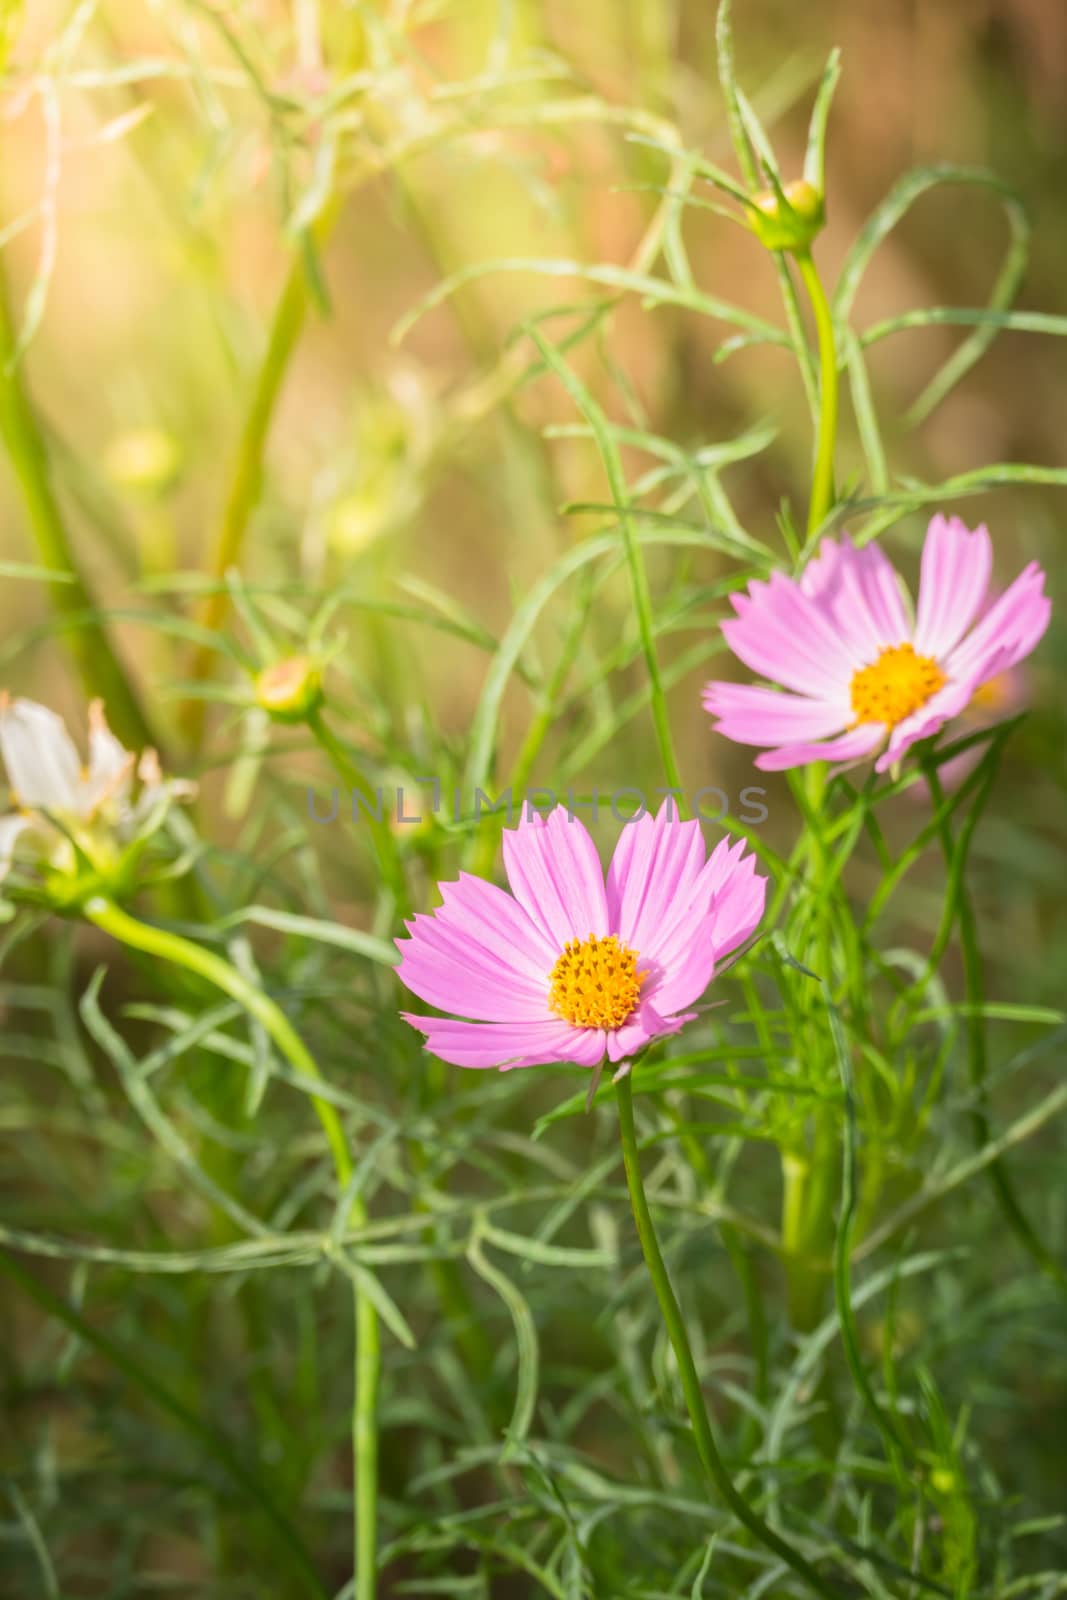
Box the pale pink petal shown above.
[401,1013,605,1070]
[722,571,859,699]
[395,862,561,1023]
[697,834,751,901]
[875,673,991,773]
[606,801,707,959]
[643,836,740,977]
[801,536,912,659]
[913,516,992,659]
[703,682,847,746]
[502,808,609,948]
[606,1000,693,1063]
[754,723,884,772]
[396,915,552,1022]
[435,872,556,977]
[646,839,766,982]
[706,848,768,960]
[624,836,767,1014]
[946,562,1050,683]
[643,910,717,1017]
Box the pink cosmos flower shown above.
[703,515,1050,773]
[397,803,766,1070]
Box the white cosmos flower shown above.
[0,696,194,888]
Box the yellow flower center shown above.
[548,933,643,1030]
[850,643,946,729]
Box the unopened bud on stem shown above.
[748,179,824,253]
[255,656,324,723]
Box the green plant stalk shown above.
[615,1072,841,1600]
[0,254,155,752]
[824,981,909,1470]
[184,234,326,748]
[780,764,839,1332]
[923,763,1067,1293]
[781,1113,838,1333]
[82,895,380,1600]
[794,249,839,537]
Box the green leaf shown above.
[803,49,841,194]
[220,906,398,967]
[467,1227,539,1456]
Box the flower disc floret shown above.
[849,643,946,729]
[549,933,643,1030]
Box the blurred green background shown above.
[2,0,1065,1593]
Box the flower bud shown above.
[748,179,825,253]
[254,656,324,724]
[104,427,182,496]
[325,487,393,559]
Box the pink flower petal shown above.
[606,1000,693,1063]
[703,682,847,746]
[875,672,992,773]
[396,914,551,1022]
[395,867,558,1022]
[946,561,1050,683]
[606,801,707,959]
[705,846,768,960]
[641,839,766,984]
[502,808,609,949]
[754,723,884,772]
[913,516,992,659]
[619,833,767,1010]
[435,872,556,978]
[801,536,912,661]
[723,570,859,699]
[644,910,718,1017]
[401,1013,605,1070]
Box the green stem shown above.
[615,1073,841,1600]
[825,983,909,1468]
[794,249,839,538]
[780,765,839,1335]
[82,895,380,1600]
[184,237,326,747]
[0,252,155,752]
[923,764,1067,1293]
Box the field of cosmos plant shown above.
[2,1,1067,1596]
